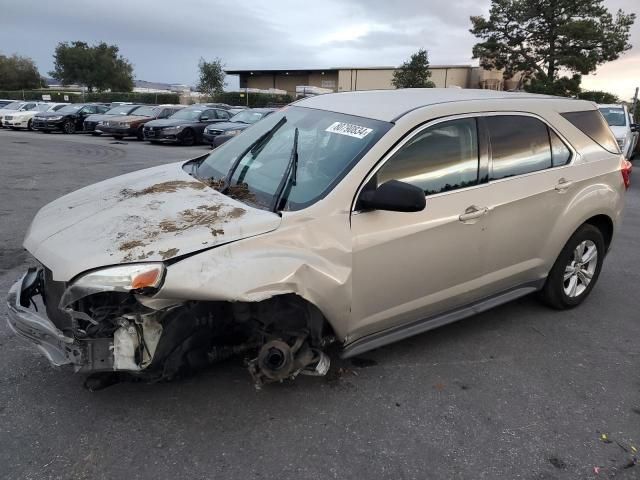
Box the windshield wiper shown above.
[219,116,287,194]
[271,127,299,213]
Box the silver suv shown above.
[6,89,629,388]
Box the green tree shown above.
[392,49,435,89]
[577,90,619,103]
[50,41,134,92]
[0,53,44,90]
[470,0,635,94]
[197,57,226,97]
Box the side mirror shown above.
[631,123,639,133]
[359,179,426,212]
[200,115,210,121]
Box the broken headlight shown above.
[73,263,165,293]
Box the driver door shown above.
[350,116,492,341]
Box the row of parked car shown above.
[0,99,277,148]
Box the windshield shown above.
[106,105,140,115]
[196,106,391,211]
[130,105,157,117]
[230,110,269,124]
[169,109,203,121]
[58,105,82,114]
[599,107,626,127]
[3,102,24,110]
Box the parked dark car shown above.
[143,105,232,145]
[83,104,144,135]
[32,103,110,134]
[100,104,185,140]
[203,108,277,147]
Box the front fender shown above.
[155,213,353,340]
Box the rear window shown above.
[561,110,619,154]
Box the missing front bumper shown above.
[6,272,82,367]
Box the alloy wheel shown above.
[563,240,598,298]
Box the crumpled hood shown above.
[24,161,281,281]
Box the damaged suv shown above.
[7,89,627,389]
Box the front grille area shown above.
[43,268,73,335]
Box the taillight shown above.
[621,159,632,189]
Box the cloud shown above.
[0,0,637,99]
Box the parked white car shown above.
[0,101,48,127]
[598,104,639,159]
[3,103,69,130]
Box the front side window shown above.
[378,118,479,195]
[196,106,391,211]
[561,110,619,154]
[487,115,552,180]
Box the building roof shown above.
[224,65,474,75]
[293,88,587,122]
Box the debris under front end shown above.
[7,267,333,390]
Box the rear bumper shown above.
[6,272,81,367]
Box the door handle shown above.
[555,179,574,192]
[459,205,489,222]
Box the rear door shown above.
[350,116,492,340]
[481,114,573,292]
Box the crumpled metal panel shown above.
[157,213,353,341]
[23,161,281,281]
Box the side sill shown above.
[341,279,545,359]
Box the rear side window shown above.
[561,110,619,154]
[487,116,552,180]
[378,118,479,195]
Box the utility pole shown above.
[632,87,638,118]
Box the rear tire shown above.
[27,119,33,131]
[539,224,605,309]
[136,127,144,141]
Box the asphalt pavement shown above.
[0,128,639,479]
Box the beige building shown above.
[225,65,519,96]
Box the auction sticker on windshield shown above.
[325,122,373,139]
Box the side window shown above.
[561,110,619,154]
[550,130,571,167]
[217,110,230,119]
[487,115,552,180]
[202,109,216,120]
[22,103,36,110]
[378,118,479,196]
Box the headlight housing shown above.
[48,115,63,121]
[73,263,165,292]
[163,125,184,133]
[118,121,131,127]
[225,129,243,136]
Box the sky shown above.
[0,0,638,100]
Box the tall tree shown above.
[197,58,226,97]
[49,41,134,92]
[577,90,619,104]
[392,49,435,89]
[0,53,44,90]
[470,0,635,93]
